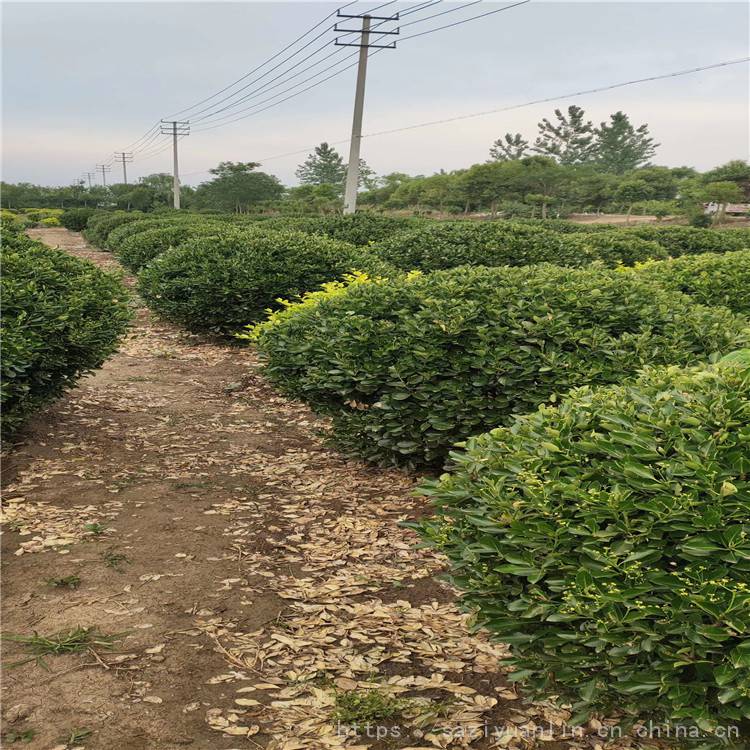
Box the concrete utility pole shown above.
[96,164,112,187]
[83,172,96,189]
[160,120,190,209]
[114,152,133,185]
[334,10,398,215]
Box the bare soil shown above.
[1,228,642,750]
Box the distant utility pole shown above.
[160,120,190,209]
[96,164,112,187]
[83,172,96,188]
[114,152,134,185]
[335,9,398,214]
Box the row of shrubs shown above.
[0,222,132,438]
[63,209,750,741]
[251,259,750,465]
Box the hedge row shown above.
[83,211,147,247]
[60,207,99,231]
[138,229,394,334]
[374,221,750,272]
[417,355,750,738]
[1,226,132,438]
[633,249,750,315]
[374,221,670,271]
[253,263,749,466]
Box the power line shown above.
[363,56,750,136]
[165,1,359,120]
[187,26,345,122]
[199,56,746,170]
[192,0,528,133]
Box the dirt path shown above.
[2,228,631,750]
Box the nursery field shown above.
[2,213,750,749]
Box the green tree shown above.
[594,112,658,173]
[284,184,342,214]
[489,133,529,161]
[702,160,750,199]
[701,180,743,224]
[614,178,654,219]
[532,105,596,165]
[194,162,284,212]
[295,142,346,187]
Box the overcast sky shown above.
[2,1,748,187]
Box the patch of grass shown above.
[4,729,36,744]
[84,522,106,536]
[59,727,92,746]
[101,550,129,571]
[333,688,410,724]
[46,575,81,590]
[3,626,122,669]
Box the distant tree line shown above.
[3,104,748,222]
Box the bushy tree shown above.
[295,142,346,187]
[489,133,529,161]
[594,112,658,173]
[193,162,284,212]
[532,106,596,165]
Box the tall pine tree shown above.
[594,112,658,173]
[531,105,596,165]
[489,133,529,161]
[295,142,346,186]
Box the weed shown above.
[59,727,92,746]
[3,626,122,669]
[4,729,36,743]
[333,688,409,724]
[101,550,129,571]
[46,575,81,590]
[84,522,106,536]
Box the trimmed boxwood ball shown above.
[83,211,145,248]
[137,229,393,334]
[417,359,750,737]
[622,225,749,256]
[59,208,98,231]
[117,222,227,271]
[251,214,419,246]
[563,231,668,265]
[373,221,656,271]
[254,264,749,467]
[1,238,132,438]
[106,218,178,253]
[632,250,750,315]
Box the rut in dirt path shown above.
[1,228,631,750]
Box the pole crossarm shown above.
[334,24,399,34]
[336,11,399,20]
[335,40,397,48]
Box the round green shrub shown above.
[83,211,145,248]
[104,213,226,253]
[118,222,227,272]
[105,218,174,252]
[60,207,98,231]
[375,221,605,271]
[623,225,749,256]
[249,214,419,246]
[633,250,750,315]
[137,229,391,334]
[564,231,668,265]
[417,359,750,739]
[254,264,749,466]
[1,239,132,438]
[40,216,61,227]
